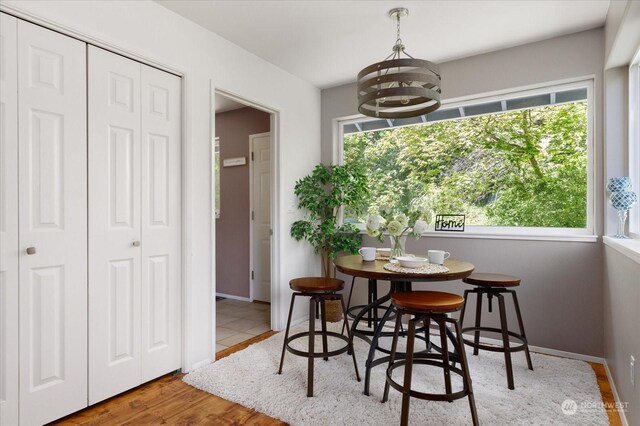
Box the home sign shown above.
[434,214,466,232]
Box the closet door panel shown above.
[0,12,18,426]
[17,19,88,426]
[140,65,181,381]
[88,46,142,404]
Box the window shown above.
[337,80,594,239]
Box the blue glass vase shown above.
[609,190,637,239]
[607,177,632,193]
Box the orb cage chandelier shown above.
[357,7,442,119]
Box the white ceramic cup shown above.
[428,250,451,265]
[359,247,376,261]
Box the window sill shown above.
[603,236,640,265]
[359,228,598,243]
[420,231,598,243]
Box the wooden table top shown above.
[334,254,474,282]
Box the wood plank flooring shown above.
[53,331,283,426]
[53,333,622,426]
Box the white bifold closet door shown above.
[0,12,20,426]
[88,46,181,404]
[15,18,88,426]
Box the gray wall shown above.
[603,3,640,417]
[603,246,640,424]
[324,29,606,357]
[215,107,270,298]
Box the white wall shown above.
[322,29,606,357]
[0,0,322,371]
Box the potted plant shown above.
[291,163,369,278]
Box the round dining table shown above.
[334,254,475,395]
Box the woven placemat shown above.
[383,262,450,274]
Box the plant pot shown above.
[324,298,343,323]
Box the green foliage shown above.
[344,102,588,228]
[290,163,369,276]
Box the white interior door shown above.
[17,19,88,425]
[251,133,271,303]
[140,64,181,381]
[0,12,19,426]
[88,46,142,404]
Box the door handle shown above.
[26,247,36,255]
[132,241,141,247]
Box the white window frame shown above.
[629,51,640,238]
[334,78,597,242]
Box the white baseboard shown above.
[460,333,605,364]
[216,292,251,302]
[604,360,630,426]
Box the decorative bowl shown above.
[396,256,427,268]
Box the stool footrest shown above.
[386,359,471,402]
[461,326,529,353]
[285,331,350,359]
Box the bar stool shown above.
[277,277,361,397]
[459,273,534,390]
[382,291,479,426]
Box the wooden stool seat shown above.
[463,273,520,287]
[391,291,464,313]
[289,277,345,293]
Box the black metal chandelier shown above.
[357,8,441,119]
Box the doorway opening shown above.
[213,91,274,354]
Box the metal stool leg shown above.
[339,295,361,382]
[438,317,452,396]
[400,317,417,426]
[473,290,483,356]
[497,293,515,390]
[342,276,356,335]
[320,297,329,361]
[511,290,533,371]
[453,319,479,426]
[278,293,297,374]
[459,289,470,327]
[364,304,394,396]
[382,312,403,403]
[308,296,316,397]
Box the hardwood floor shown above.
[53,331,284,426]
[589,362,623,426]
[53,335,621,426]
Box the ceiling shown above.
[215,94,246,113]
[157,0,610,89]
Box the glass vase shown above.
[390,235,406,259]
[614,209,630,239]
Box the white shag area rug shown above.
[184,322,608,426]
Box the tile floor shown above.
[216,298,271,352]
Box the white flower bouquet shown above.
[365,203,430,258]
